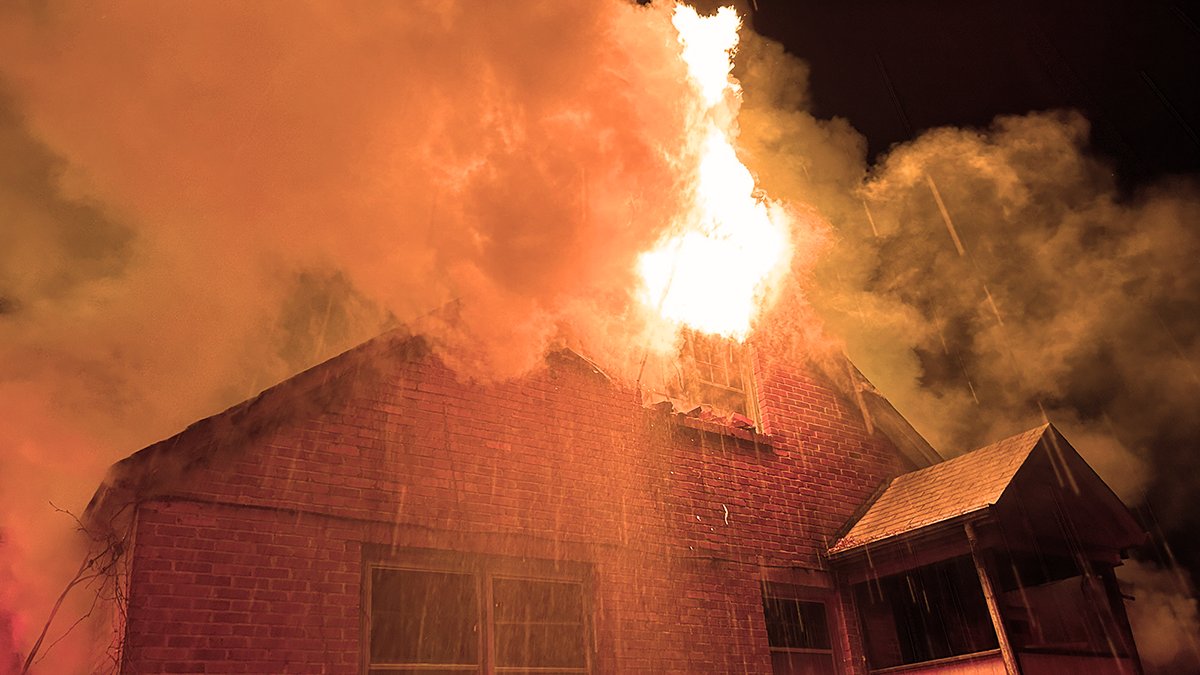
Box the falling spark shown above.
[638,5,792,339]
[931,305,950,355]
[862,199,880,238]
[1155,309,1200,386]
[931,304,979,404]
[924,174,1006,327]
[981,284,1005,327]
[964,375,980,405]
[925,173,965,256]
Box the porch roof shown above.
[827,424,1143,557]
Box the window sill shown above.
[869,649,1002,674]
[671,414,775,448]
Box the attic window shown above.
[643,328,761,432]
[678,329,754,418]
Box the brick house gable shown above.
[84,327,926,674]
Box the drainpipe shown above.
[965,521,1022,675]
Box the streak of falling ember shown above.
[925,173,965,256]
[931,304,950,355]
[862,199,880,238]
[1155,309,1200,386]
[963,367,980,405]
[981,284,1004,327]
[924,174,1006,328]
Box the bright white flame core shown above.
[670,6,740,107]
[639,5,792,339]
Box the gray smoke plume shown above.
[734,27,1200,671]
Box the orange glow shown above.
[639,5,791,339]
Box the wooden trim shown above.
[965,522,1021,675]
[834,525,974,585]
[868,649,1002,674]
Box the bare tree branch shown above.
[20,504,128,675]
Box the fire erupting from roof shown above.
[638,5,792,339]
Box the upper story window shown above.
[644,328,761,431]
[366,548,591,675]
[677,329,754,419]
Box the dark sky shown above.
[748,0,1200,185]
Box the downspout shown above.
[965,520,1022,675]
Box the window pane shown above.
[493,578,586,669]
[762,598,832,651]
[853,556,999,669]
[770,650,837,675]
[371,568,479,666]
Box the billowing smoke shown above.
[1,0,1197,671]
[734,26,1200,671]
[0,0,709,670]
[1121,559,1200,674]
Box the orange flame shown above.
[639,5,791,340]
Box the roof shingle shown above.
[827,424,1050,555]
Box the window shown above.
[642,328,760,429]
[676,329,756,421]
[366,549,590,675]
[762,585,837,675]
[852,556,999,669]
[370,568,479,671]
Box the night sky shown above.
[750,0,1200,184]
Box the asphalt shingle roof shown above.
[827,424,1050,555]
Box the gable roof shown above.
[81,326,620,536]
[827,423,1145,557]
[82,328,429,534]
[806,351,943,469]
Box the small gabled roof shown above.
[828,425,1047,555]
[827,424,1145,557]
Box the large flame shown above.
[639,5,792,339]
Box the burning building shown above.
[82,322,1146,675]
[6,0,1183,673]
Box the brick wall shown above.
[116,335,905,674]
[124,501,359,674]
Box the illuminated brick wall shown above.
[113,334,906,674]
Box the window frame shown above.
[760,582,843,675]
[362,547,594,675]
[851,554,1000,670]
[673,328,763,430]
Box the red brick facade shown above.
[92,331,912,674]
